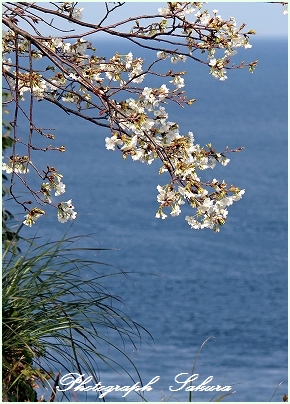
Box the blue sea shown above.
[13,37,287,402]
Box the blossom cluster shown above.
[131,2,257,81]
[2,154,77,226]
[3,31,151,103]
[105,99,245,231]
[22,198,77,227]
[2,155,30,174]
[40,167,66,203]
[23,208,46,227]
[57,200,77,223]
[97,20,247,231]
[30,165,77,225]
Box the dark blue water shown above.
[14,38,287,401]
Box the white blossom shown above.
[55,181,66,196]
[170,204,181,216]
[23,208,45,227]
[232,189,245,201]
[185,216,204,229]
[125,52,133,69]
[51,37,62,48]
[57,200,77,223]
[121,135,138,151]
[157,51,168,59]
[72,7,84,21]
[105,135,123,151]
[216,154,230,166]
[158,7,170,16]
[171,54,187,64]
[75,39,87,54]
[2,160,29,174]
[170,75,185,89]
[2,57,12,71]
[156,210,167,219]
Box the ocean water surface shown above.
[16,37,288,402]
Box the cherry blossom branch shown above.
[2,1,265,230]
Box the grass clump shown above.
[2,233,150,401]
